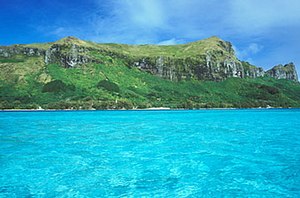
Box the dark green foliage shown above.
[97,80,120,93]
[42,80,75,93]
[257,84,279,95]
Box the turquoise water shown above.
[0,109,299,197]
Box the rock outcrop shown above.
[242,61,265,78]
[0,46,45,57]
[45,44,90,68]
[266,63,298,82]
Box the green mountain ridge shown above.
[0,36,299,109]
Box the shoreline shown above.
[0,107,298,112]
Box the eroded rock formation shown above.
[266,63,298,82]
[45,44,90,68]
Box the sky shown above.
[1,0,300,72]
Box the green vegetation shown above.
[1,58,300,109]
[42,80,75,93]
[95,36,235,59]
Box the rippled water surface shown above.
[0,109,300,197]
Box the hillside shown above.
[0,36,299,109]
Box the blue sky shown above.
[1,0,300,72]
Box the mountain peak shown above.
[187,36,222,45]
[55,36,86,45]
[59,36,80,41]
[206,36,222,41]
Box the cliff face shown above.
[130,55,245,81]
[241,61,265,78]
[45,44,91,68]
[0,36,298,82]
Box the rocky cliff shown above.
[45,44,91,68]
[266,63,298,81]
[0,45,44,57]
[0,36,298,82]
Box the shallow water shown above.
[0,109,299,197]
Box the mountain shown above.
[0,36,299,109]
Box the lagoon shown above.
[0,109,299,197]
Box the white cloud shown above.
[80,0,229,44]
[82,0,168,44]
[228,0,300,34]
[248,43,263,54]
[157,38,184,45]
[235,43,264,63]
[49,27,66,37]
[124,0,167,28]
